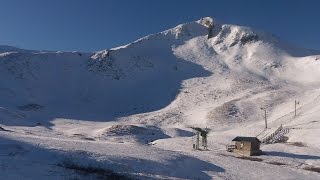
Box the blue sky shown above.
[0,0,319,52]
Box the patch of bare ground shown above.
[58,160,133,179]
[303,166,320,173]
[72,134,95,141]
[236,156,263,162]
[286,142,306,147]
[267,161,287,166]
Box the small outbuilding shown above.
[229,136,262,156]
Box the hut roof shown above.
[232,136,260,143]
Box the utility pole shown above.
[196,131,200,150]
[261,107,267,129]
[264,109,267,129]
[295,100,300,117]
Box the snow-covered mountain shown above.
[1,17,320,179]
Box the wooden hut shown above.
[230,136,262,156]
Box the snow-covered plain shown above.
[0,17,320,179]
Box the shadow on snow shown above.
[265,151,320,160]
[0,46,212,127]
[0,136,224,179]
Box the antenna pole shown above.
[295,100,297,117]
[261,107,267,129]
[264,109,267,129]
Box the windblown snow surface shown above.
[1,17,320,179]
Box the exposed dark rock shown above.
[17,103,44,111]
[240,34,259,45]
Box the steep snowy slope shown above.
[1,17,320,179]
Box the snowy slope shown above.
[0,17,320,179]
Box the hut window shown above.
[240,143,244,149]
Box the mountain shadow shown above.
[0,136,224,179]
[0,47,212,127]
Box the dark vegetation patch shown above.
[72,134,95,141]
[58,160,133,180]
[17,103,44,111]
[81,137,96,141]
[102,125,170,144]
[267,161,287,166]
[303,166,320,173]
[208,100,248,125]
[270,63,281,68]
[236,156,263,162]
[227,104,239,117]
[286,142,306,147]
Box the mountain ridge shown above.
[0,17,319,128]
